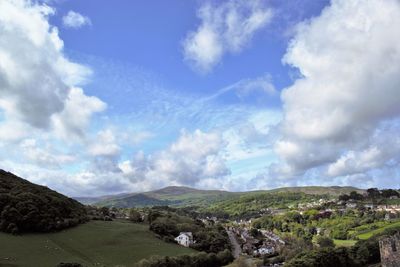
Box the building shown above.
[253,246,275,256]
[175,232,194,247]
[379,233,400,267]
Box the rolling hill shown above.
[77,185,364,208]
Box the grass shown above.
[0,220,194,267]
[333,239,357,247]
[357,221,400,240]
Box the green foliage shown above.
[286,226,400,267]
[57,263,83,267]
[204,192,321,217]
[285,247,358,267]
[135,249,234,267]
[0,170,87,234]
[148,208,230,253]
[315,236,334,248]
[129,209,143,222]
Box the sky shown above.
[0,0,399,197]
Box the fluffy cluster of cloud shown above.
[0,0,105,140]
[29,129,230,196]
[272,0,400,184]
[62,10,91,29]
[183,0,273,73]
[119,130,230,190]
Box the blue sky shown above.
[0,0,399,196]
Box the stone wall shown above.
[379,233,400,267]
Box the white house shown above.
[253,246,275,256]
[175,232,194,247]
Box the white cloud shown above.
[20,138,75,168]
[121,129,230,189]
[62,10,91,29]
[272,0,400,181]
[88,129,120,157]
[183,0,273,73]
[0,0,104,139]
[52,87,106,140]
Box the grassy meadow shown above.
[0,220,194,267]
[356,220,400,240]
[333,239,357,247]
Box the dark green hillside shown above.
[0,170,87,234]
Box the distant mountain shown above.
[0,169,87,234]
[77,185,363,208]
[88,186,237,208]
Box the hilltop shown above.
[77,185,364,208]
[0,170,87,234]
[264,185,364,196]
[86,186,237,208]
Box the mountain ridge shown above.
[75,185,364,207]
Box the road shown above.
[226,229,242,258]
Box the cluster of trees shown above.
[135,250,234,267]
[0,170,87,234]
[147,207,231,253]
[339,189,400,202]
[85,206,114,221]
[285,227,399,267]
[205,192,321,217]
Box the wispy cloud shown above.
[183,0,273,73]
[62,10,91,29]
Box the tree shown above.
[129,209,142,223]
[381,189,399,198]
[366,188,380,199]
[315,236,334,248]
[349,191,364,201]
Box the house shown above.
[175,232,194,247]
[253,246,275,256]
[385,213,396,221]
[346,203,357,209]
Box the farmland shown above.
[0,220,194,267]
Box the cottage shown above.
[175,232,194,247]
[253,246,275,256]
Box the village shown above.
[83,189,400,266]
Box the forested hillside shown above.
[83,185,361,209]
[0,170,87,234]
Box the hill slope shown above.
[0,169,87,233]
[0,220,193,267]
[264,186,364,196]
[93,186,237,208]
[84,185,363,208]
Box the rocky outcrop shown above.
[379,233,400,267]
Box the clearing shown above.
[0,220,194,267]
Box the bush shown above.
[135,250,234,267]
[57,263,83,267]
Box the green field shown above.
[357,221,400,240]
[0,220,194,267]
[333,239,357,247]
